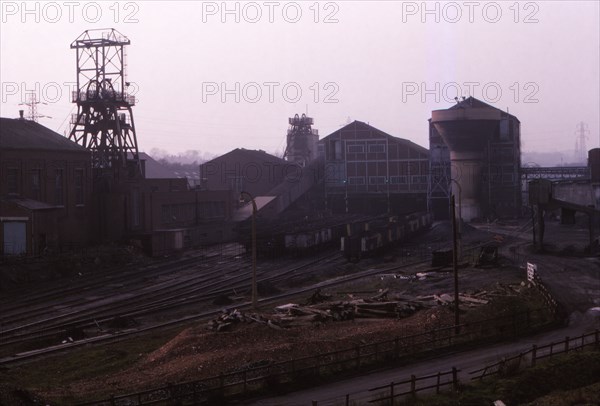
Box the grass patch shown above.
[397,350,600,406]
[0,328,179,401]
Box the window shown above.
[347,145,364,153]
[198,201,225,220]
[74,169,84,205]
[411,175,427,184]
[7,168,19,194]
[54,169,64,205]
[348,177,365,185]
[161,203,196,225]
[30,170,41,200]
[368,144,386,153]
[390,176,407,184]
[369,176,386,185]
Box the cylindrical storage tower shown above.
[589,148,600,183]
[431,107,501,221]
[590,148,600,210]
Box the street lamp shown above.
[449,179,462,233]
[448,179,462,334]
[240,191,258,309]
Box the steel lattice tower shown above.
[69,29,139,171]
[284,114,318,167]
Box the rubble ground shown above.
[18,262,536,404]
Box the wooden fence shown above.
[310,330,600,406]
[78,307,555,405]
[469,329,600,380]
[368,367,459,404]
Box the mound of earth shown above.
[42,307,454,401]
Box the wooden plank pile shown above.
[207,289,423,332]
[207,284,524,332]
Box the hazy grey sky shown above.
[1,1,599,157]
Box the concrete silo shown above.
[430,97,503,221]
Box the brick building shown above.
[0,116,92,255]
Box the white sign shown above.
[527,262,537,283]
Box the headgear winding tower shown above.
[69,29,139,173]
[284,114,319,167]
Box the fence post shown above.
[565,336,570,354]
[315,355,320,376]
[312,401,318,406]
[243,369,247,394]
[110,395,116,406]
[532,345,537,367]
[410,375,416,398]
[452,367,458,392]
[436,371,441,394]
[346,393,350,406]
[390,381,395,404]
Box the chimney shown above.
[19,110,24,119]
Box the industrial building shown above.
[0,115,93,255]
[429,97,522,221]
[199,148,295,198]
[320,121,429,215]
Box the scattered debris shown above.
[207,283,526,332]
[477,245,499,267]
[306,289,331,305]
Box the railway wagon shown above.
[284,228,333,254]
[341,211,433,261]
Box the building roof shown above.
[231,196,278,222]
[448,96,520,122]
[202,148,287,166]
[0,118,87,151]
[320,120,429,155]
[1,196,60,211]
[138,152,180,179]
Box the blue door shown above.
[3,222,26,255]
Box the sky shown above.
[1,0,599,159]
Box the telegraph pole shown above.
[451,195,460,334]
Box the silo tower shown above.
[431,98,502,221]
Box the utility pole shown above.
[241,191,258,309]
[451,195,460,334]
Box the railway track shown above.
[0,230,502,366]
[0,249,346,362]
[0,251,433,366]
